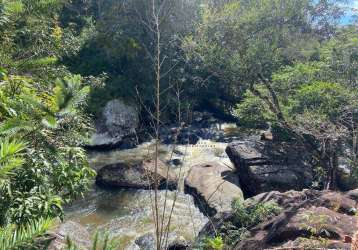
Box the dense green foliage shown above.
[186,0,358,188]
[0,218,53,250]
[196,200,281,249]
[222,200,281,246]
[65,231,120,250]
[62,0,203,119]
[0,0,357,248]
[0,72,95,225]
[0,0,96,236]
[202,236,224,250]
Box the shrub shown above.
[231,199,281,228]
[232,90,270,128]
[203,236,224,250]
[218,200,282,246]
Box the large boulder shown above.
[89,99,139,149]
[226,140,313,196]
[48,221,91,250]
[246,189,357,216]
[96,160,178,190]
[184,162,244,216]
[234,189,358,250]
[198,189,358,250]
[236,206,356,250]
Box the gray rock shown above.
[134,233,188,250]
[135,233,156,250]
[184,162,243,216]
[96,160,178,190]
[226,140,313,196]
[346,188,358,202]
[48,221,91,250]
[167,238,189,250]
[337,157,358,191]
[167,158,182,167]
[89,99,139,149]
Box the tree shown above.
[0,69,95,225]
[63,0,202,120]
[185,0,356,188]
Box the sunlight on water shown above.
[65,122,243,249]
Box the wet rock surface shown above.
[88,99,139,149]
[167,239,190,250]
[96,159,178,190]
[48,221,91,250]
[226,140,313,196]
[184,162,243,216]
[161,112,243,145]
[134,233,156,250]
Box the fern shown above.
[0,138,26,178]
[0,217,53,250]
[53,75,90,116]
[0,118,34,136]
[19,56,58,70]
[3,0,24,15]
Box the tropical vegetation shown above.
[0,0,357,248]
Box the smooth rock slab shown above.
[184,162,243,216]
[226,140,313,196]
[96,160,178,190]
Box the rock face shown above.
[48,221,91,250]
[234,189,358,250]
[96,160,178,190]
[198,189,358,250]
[184,162,244,216]
[226,140,313,196]
[89,99,139,149]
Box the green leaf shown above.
[42,115,57,129]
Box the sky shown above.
[354,0,358,8]
[340,0,358,24]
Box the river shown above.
[64,123,245,249]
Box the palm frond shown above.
[53,75,89,116]
[65,231,120,250]
[0,117,34,136]
[0,138,26,178]
[0,217,53,250]
[41,115,58,129]
[21,93,54,116]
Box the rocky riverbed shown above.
[60,120,245,249]
[51,102,358,250]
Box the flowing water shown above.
[64,123,247,249]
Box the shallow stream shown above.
[64,123,246,249]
